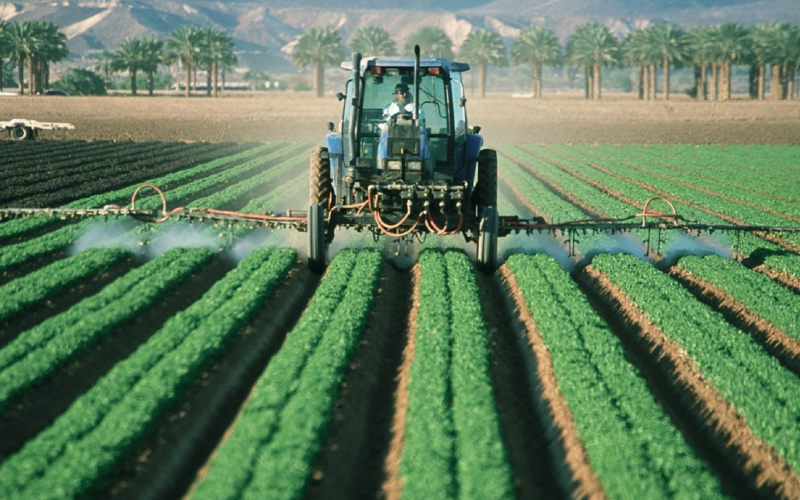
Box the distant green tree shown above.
[458,28,508,98]
[52,68,106,95]
[566,22,620,99]
[350,26,397,57]
[645,25,688,100]
[199,27,236,97]
[512,25,561,98]
[243,68,268,91]
[0,21,9,89]
[164,25,203,97]
[112,37,145,95]
[94,50,115,90]
[140,36,164,96]
[292,26,343,97]
[403,26,454,59]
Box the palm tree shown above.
[292,26,343,98]
[623,28,658,99]
[567,22,620,100]
[94,50,115,90]
[140,36,163,96]
[766,23,800,99]
[403,26,454,59]
[459,28,507,98]
[165,25,202,97]
[0,21,7,88]
[708,22,750,101]
[645,24,687,100]
[244,68,267,91]
[112,37,145,95]
[199,27,236,97]
[350,26,397,57]
[6,21,39,95]
[685,26,716,101]
[511,25,561,98]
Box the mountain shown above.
[1,0,796,74]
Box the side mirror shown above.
[472,125,481,135]
[336,92,345,101]
[327,122,335,132]
[459,97,467,107]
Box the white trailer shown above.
[0,118,75,140]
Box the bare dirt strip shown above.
[668,266,800,377]
[0,255,232,463]
[106,264,318,500]
[577,265,800,500]
[306,263,411,500]
[498,265,607,500]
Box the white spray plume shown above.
[500,230,576,271]
[70,219,143,256]
[662,233,732,265]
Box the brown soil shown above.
[106,263,318,500]
[305,264,411,500]
[668,266,800,376]
[577,264,800,499]
[3,93,800,145]
[498,265,607,500]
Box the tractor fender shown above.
[461,133,484,195]
[325,132,343,195]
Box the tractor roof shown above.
[340,56,470,74]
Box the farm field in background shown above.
[1,136,800,500]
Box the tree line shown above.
[0,21,236,96]
[2,18,798,99]
[299,22,800,100]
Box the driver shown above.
[383,83,423,123]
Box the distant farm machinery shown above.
[1,118,75,141]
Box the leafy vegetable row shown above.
[0,247,213,411]
[400,250,514,500]
[507,253,727,500]
[591,253,800,476]
[0,247,295,500]
[192,249,381,500]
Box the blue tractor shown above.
[308,47,499,273]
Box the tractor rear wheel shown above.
[474,149,497,217]
[310,146,333,207]
[477,206,498,274]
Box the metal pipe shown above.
[413,45,420,121]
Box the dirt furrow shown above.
[577,265,800,499]
[480,269,570,500]
[668,266,800,377]
[497,265,607,500]
[306,263,412,500]
[108,263,318,500]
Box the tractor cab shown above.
[325,52,484,204]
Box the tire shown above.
[308,203,327,274]
[477,206,498,274]
[310,146,333,207]
[9,126,31,141]
[474,149,497,216]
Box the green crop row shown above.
[192,249,381,500]
[523,145,800,279]
[400,250,514,500]
[591,253,800,476]
[0,247,296,500]
[507,253,727,500]
[677,255,800,340]
[0,247,130,324]
[0,143,279,243]
[0,144,306,275]
[577,144,800,220]
[0,247,214,411]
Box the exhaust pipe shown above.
[413,45,420,121]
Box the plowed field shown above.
[1,95,800,500]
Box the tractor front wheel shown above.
[476,206,498,274]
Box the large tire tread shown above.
[310,146,333,207]
[474,149,498,216]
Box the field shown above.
[2,94,800,500]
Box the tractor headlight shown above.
[387,160,402,171]
[406,160,423,171]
